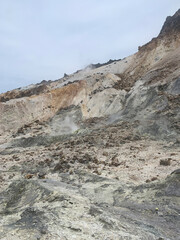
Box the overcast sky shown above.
[0,0,179,93]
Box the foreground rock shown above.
[0,170,179,240]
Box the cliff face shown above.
[0,80,87,140]
[0,10,180,240]
[1,10,180,143]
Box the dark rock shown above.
[151,177,158,181]
[25,174,34,179]
[159,9,180,36]
[171,169,180,175]
[15,207,47,231]
[89,205,103,216]
[38,172,46,179]
[64,73,69,77]
[160,159,171,166]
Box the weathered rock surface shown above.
[0,170,179,239]
[0,9,180,240]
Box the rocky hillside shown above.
[0,9,180,240]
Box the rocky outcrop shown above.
[159,9,180,37]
